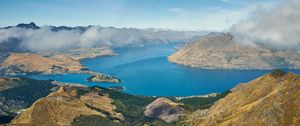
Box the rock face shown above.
[169,33,300,70]
[0,53,86,74]
[144,97,185,123]
[185,71,300,126]
[11,86,123,126]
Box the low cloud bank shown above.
[231,0,300,49]
[0,25,202,52]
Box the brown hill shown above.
[168,33,300,70]
[0,53,86,74]
[144,97,185,123]
[10,86,123,126]
[184,71,300,126]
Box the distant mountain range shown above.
[3,22,89,32]
[0,22,207,53]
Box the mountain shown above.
[10,85,124,126]
[0,22,206,53]
[16,22,40,29]
[184,70,300,126]
[144,97,185,123]
[4,22,40,30]
[168,33,300,70]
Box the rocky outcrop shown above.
[144,97,185,123]
[169,33,300,70]
[0,53,87,74]
[11,86,123,126]
[185,71,300,126]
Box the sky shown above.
[0,0,287,31]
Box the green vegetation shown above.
[0,77,57,124]
[72,115,122,126]
[0,77,56,106]
[75,88,91,98]
[176,91,230,111]
[98,87,157,125]
[271,69,287,78]
[225,52,240,63]
[0,116,15,124]
[72,115,178,126]
[87,74,121,83]
[261,56,292,68]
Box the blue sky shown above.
[0,0,287,31]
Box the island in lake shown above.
[87,74,121,83]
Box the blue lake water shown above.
[26,43,300,96]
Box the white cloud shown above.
[0,26,203,51]
[165,6,255,31]
[231,0,300,48]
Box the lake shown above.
[26,43,300,96]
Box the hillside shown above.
[10,86,124,126]
[168,33,300,70]
[184,70,300,126]
[0,53,86,74]
[0,76,228,125]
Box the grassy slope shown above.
[71,86,230,126]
